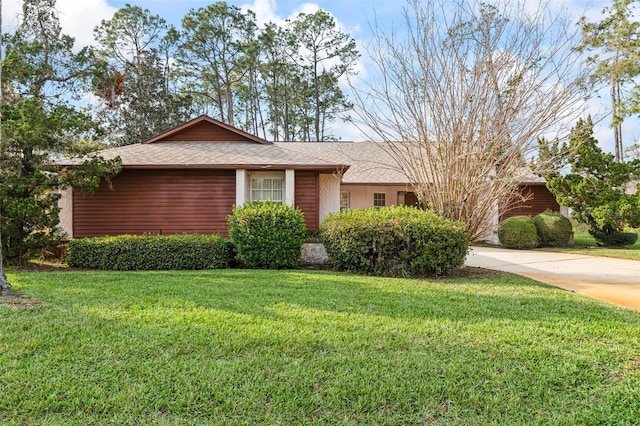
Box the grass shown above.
[1,268,640,425]
[538,229,640,261]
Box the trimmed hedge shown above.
[498,216,538,249]
[533,210,573,247]
[65,234,235,270]
[320,206,469,277]
[227,201,306,269]
[593,231,638,247]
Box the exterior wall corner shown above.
[236,169,247,207]
[285,169,295,207]
[58,187,73,240]
[319,173,341,222]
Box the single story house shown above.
[57,115,561,240]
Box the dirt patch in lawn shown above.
[442,266,507,279]
[0,292,41,309]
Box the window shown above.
[397,191,406,206]
[373,192,386,207]
[251,177,284,202]
[340,191,350,211]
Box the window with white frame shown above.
[340,191,350,211]
[250,173,284,202]
[373,192,386,207]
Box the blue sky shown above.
[3,0,636,152]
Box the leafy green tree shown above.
[543,117,640,245]
[580,0,640,162]
[291,10,358,141]
[93,4,193,145]
[176,2,257,126]
[175,4,359,141]
[1,0,121,264]
[257,22,297,141]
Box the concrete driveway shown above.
[465,246,640,311]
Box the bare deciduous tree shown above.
[351,0,589,240]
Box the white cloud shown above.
[239,0,325,26]
[56,0,117,48]
[3,0,23,32]
[3,0,117,49]
[240,0,282,27]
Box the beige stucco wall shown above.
[340,184,415,209]
[58,187,73,240]
[319,173,341,222]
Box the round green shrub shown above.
[533,210,573,247]
[227,201,306,269]
[320,206,470,277]
[498,216,538,249]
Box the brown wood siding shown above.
[73,169,235,237]
[295,171,319,230]
[500,184,560,221]
[162,121,252,142]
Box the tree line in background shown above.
[92,2,358,145]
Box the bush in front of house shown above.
[227,201,306,269]
[592,230,638,247]
[498,216,538,249]
[65,234,235,270]
[320,206,470,277]
[533,210,573,247]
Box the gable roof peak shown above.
[143,115,271,145]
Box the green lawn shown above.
[2,269,640,425]
[538,230,640,261]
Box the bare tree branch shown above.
[350,0,590,240]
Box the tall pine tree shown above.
[1,0,120,263]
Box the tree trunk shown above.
[613,80,624,162]
[0,229,10,291]
[313,56,320,141]
[0,0,10,291]
[0,270,10,291]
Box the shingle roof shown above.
[57,141,349,173]
[59,115,548,186]
[58,139,550,186]
[57,140,411,184]
[276,142,410,184]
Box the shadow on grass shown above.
[10,269,637,325]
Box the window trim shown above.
[373,192,386,207]
[340,191,350,211]
[249,172,285,203]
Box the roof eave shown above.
[114,163,350,173]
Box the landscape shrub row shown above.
[66,204,471,275]
[320,206,469,277]
[65,234,235,270]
